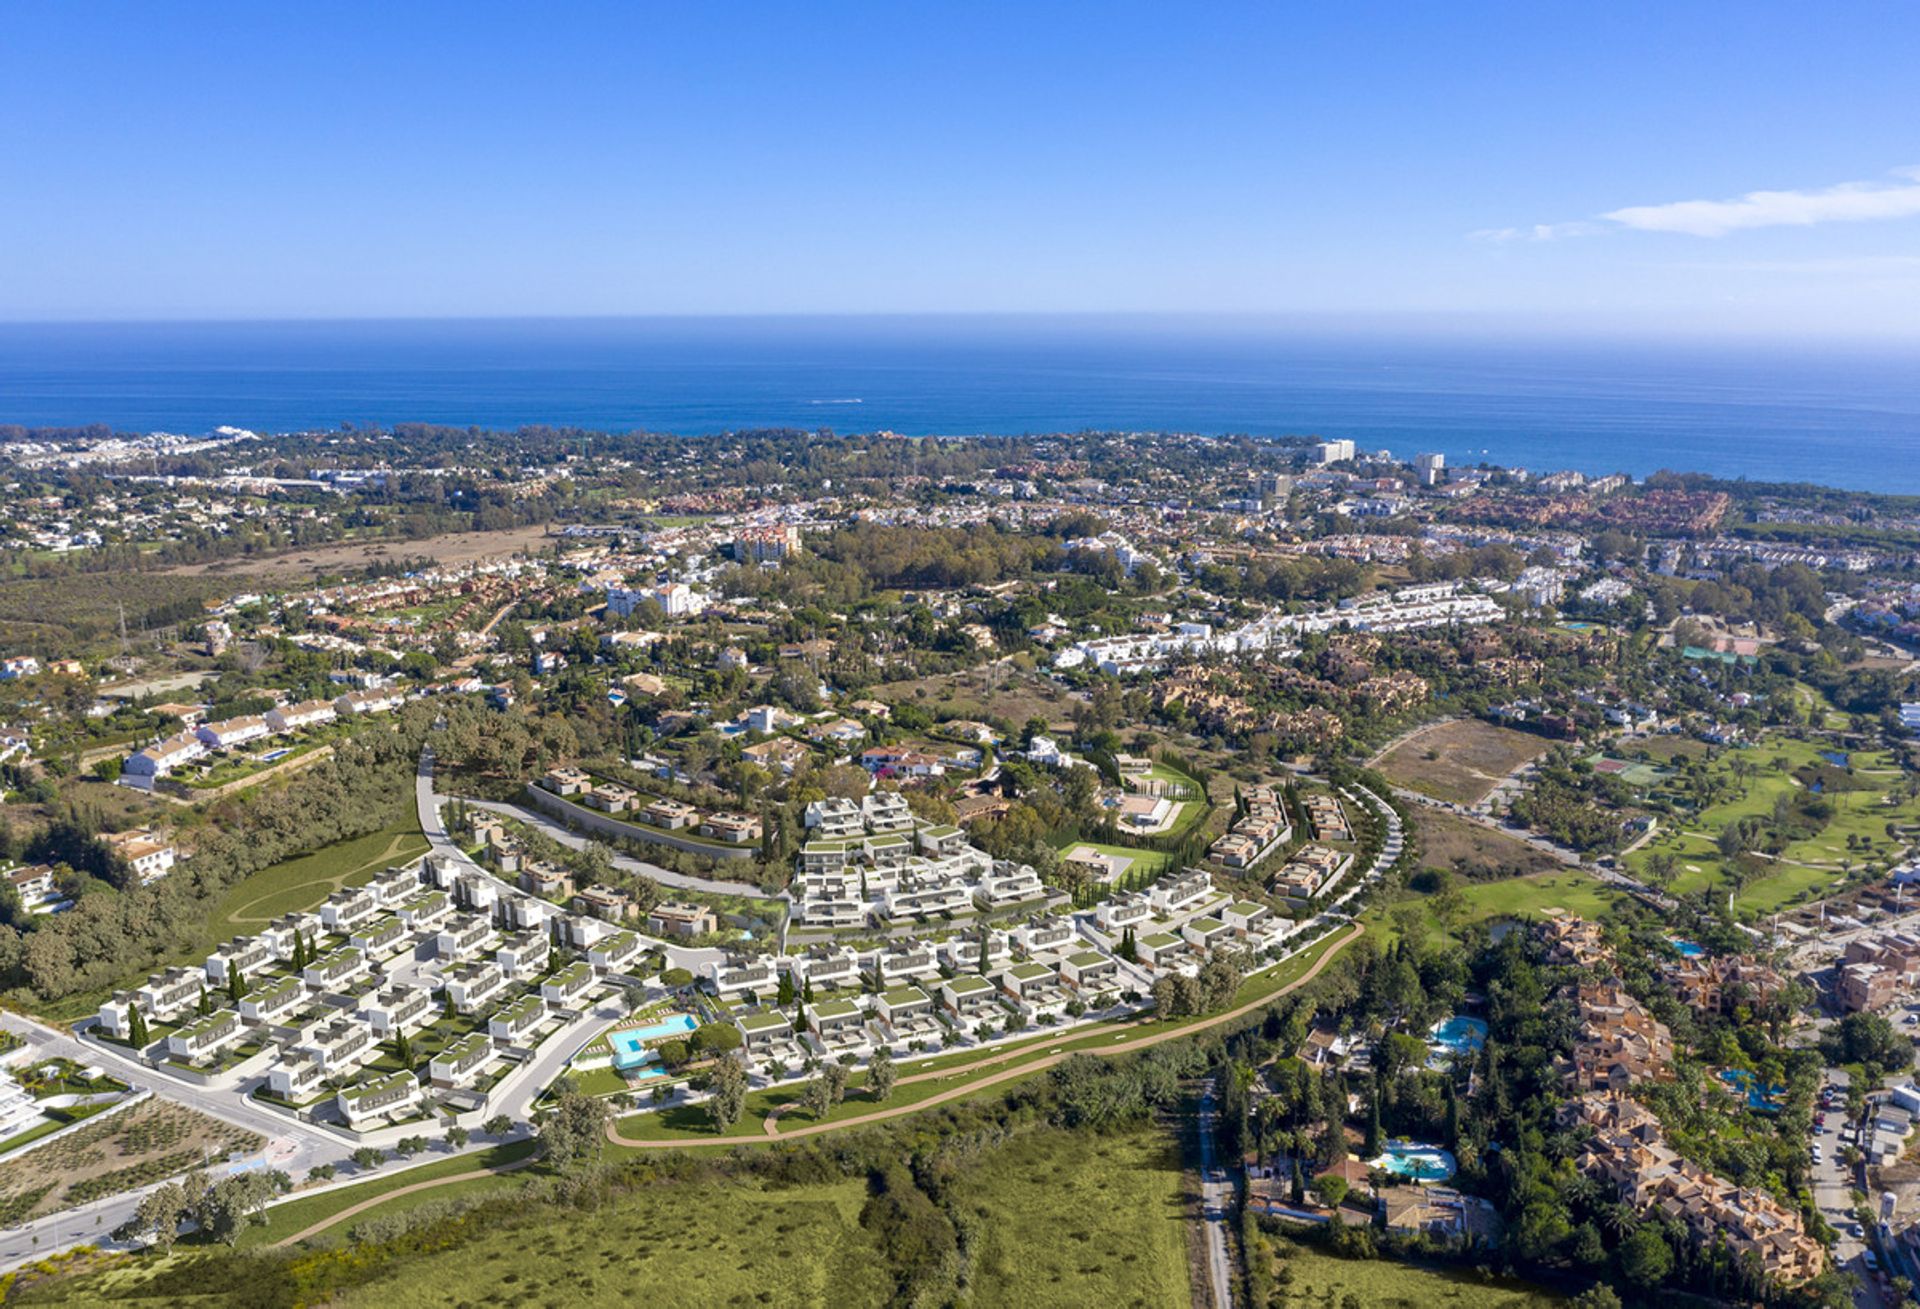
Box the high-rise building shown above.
[1312,439,1356,465]
[1414,452,1446,486]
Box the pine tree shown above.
[127,1003,149,1048]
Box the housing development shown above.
[0,424,1918,1309]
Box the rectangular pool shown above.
[609,1014,697,1071]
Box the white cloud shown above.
[1479,166,1920,241]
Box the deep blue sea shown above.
[2,316,1918,493]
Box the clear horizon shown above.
[3,4,1919,339]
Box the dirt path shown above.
[272,1154,539,1248]
[619,921,1365,1149]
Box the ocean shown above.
[2,316,1918,493]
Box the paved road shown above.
[1196,1078,1233,1309]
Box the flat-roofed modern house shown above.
[701,953,775,999]
[540,961,595,1008]
[429,1031,494,1087]
[784,946,860,991]
[204,935,274,984]
[1095,893,1151,934]
[362,984,436,1037]
[337,1071,420,1127]
[698,811,762,844]
[872,944,939,984]
[1060,950,1119,991]
[301,1017,374,1073]
[165,1008,242,1063]
[1135,931,1186,970]
[542,765,591,796]
[587,929,642,973]
[262,911,323,960]
[1222,901,1272,935]
[494,930,550,979]
[398,889,451,931]
[916,824,968,857]
[436,912,495,961]
[808,997,871,1048]
[1149,869,1212,916]
[1180,916,1232,952]
[735,1009,794,1050]
[443,960,506,1014]
[875,985,935,1026]
[453,871,500,915]
[1012,917,1075,956]
[639,797,699,830]
[487,993,547,1043]
[266,1051,327,1100]
[518,863,571,897]
[303,946,368,991]
[647,901,717,939]
[135,966,204,1020]
[320,885,380,933]
[940,973,1001,1018]
[239,973,306,1023]
[350,914,408,959]
[497,890,553,933]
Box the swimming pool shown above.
[609,1013,698,1071]
[1369,1141,1457,1183]
[258,748,290,763]
[1718,1068,1785,1113]
[1427,1015,1487,1059]
[1669,938,1706,959]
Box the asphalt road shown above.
[1196,1078,1233,1309]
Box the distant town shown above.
[0,423,1916,1307]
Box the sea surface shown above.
[1,316,1917,493]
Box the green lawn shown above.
[1264,1233,1563,1307]
[208,817,430,934]
[956,1126,1190,1307]
[1620,732,1920,915]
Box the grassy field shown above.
[955,1127,1191,1307]
[1371,869,1619,947]
[332,1174,896,1307]
[1377,720,1548,806]
[1265,1233,1562,1307]
[207,816,429,933]
[1057,839,1173,883]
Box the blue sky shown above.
[3,2,1918,336]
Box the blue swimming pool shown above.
[259,748,289,763]
[1718,1068,1785,1113]
[1427,1015,1487,1058]
[1369,1141,1457,1182]
[609,1014,698,1071]
[1669,938,1706,959]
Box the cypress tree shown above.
[196,982,212,1017]
[127,1003,148,1048]
[227,966,245,1004]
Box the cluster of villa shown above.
[539,766,762,844]
[792,795,1048,929]
[119,686,404,789]
[1055,581,1505,675]
[95,852,622,1130]
[1210,785,1292,869]
[1835,929,1920,1012]
[1541,915,1824,1286]
[1268,844,1355,904]
[715,864,1305,1075]
[1565,1093,1825,1282]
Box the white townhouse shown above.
[265,699,337,735]
[362,984,436,1037]
[337,1071,421,1127]
[195,715,271,751]
[120,732,207,788]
